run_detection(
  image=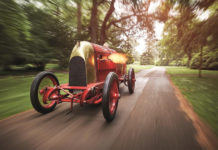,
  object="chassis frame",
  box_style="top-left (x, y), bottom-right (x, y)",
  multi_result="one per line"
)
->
top-left (42, 75), bottom-right (131, 111)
